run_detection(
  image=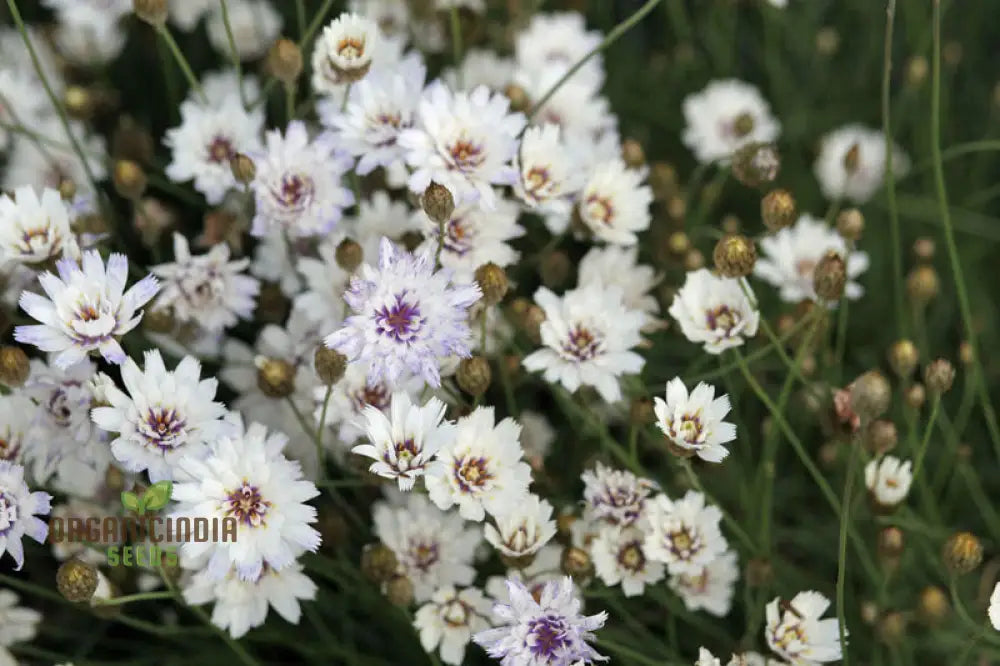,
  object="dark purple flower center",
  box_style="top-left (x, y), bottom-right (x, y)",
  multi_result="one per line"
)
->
top-left (375, 294), bottom-right (423, 342)
top-left (207, 136), bottom-right (236, 164)
top-left (273, 173), bottom-right (315, 211)
top-left (617, 539), bottom-right (646, 572)
top-left (409, 540), bottom-right (440, 571)
top-left (352, 383), bottom-right (390, 413)
top-left (527, 615), bottom-right (571, 659)
top-left (224, 481), bottom-right (270, 527)
top-left (666, 525), bottom-right (701, 559)
top-left (705, 305), bottom-right (741, 335)
top-left (562, 325), bottom-right (602, 361)
top-left (141, 406), bottom-right (188, 451)
top-left (447, 137), bottom-right (485, 172)
top-left (453, 456), bottom-right (492, 493)
top-left (0, 491), bottom-right (16, 537)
